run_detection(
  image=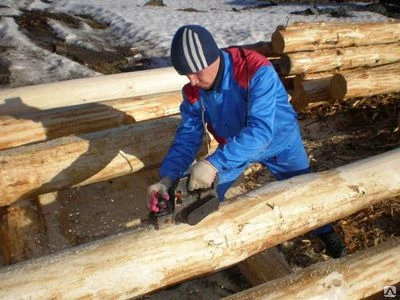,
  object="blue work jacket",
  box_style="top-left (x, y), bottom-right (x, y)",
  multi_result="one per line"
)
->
top-left (160, 48), bottom-right (299, 180)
